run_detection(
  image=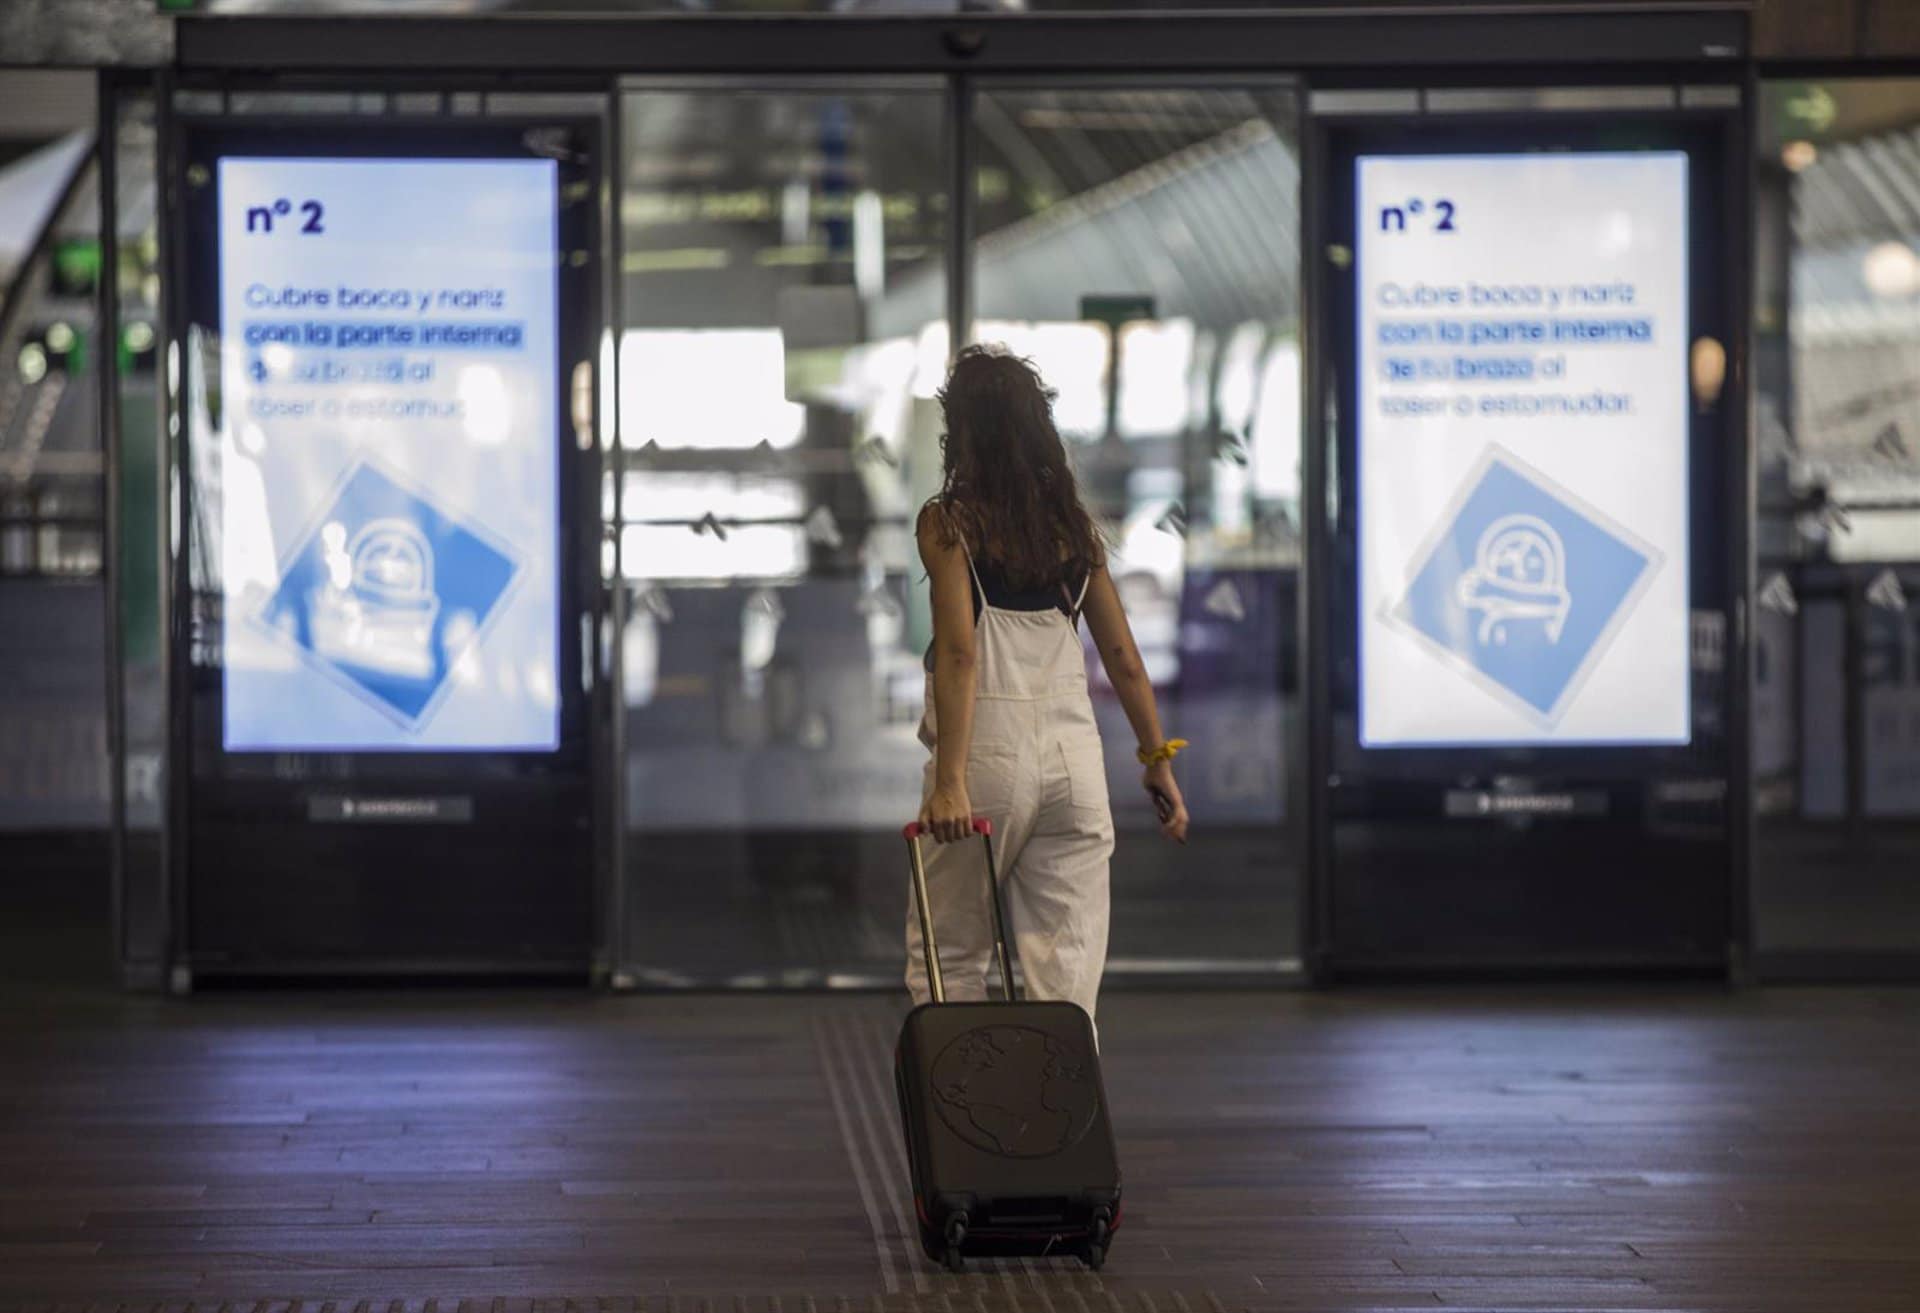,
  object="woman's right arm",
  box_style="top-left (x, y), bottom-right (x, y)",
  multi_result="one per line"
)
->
top-left (918, 504), bottom-right (981, 844)
top-left (1080, 566), bottom-right (1190, 843)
